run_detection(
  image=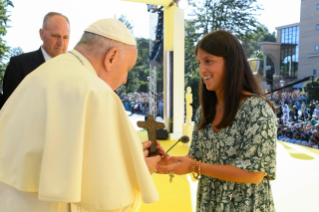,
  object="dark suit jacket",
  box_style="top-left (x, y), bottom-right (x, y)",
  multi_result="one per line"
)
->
top-left (1, 47), bottom-right (45, 109)
top-left (0, 92), bottom-right (2, 108)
